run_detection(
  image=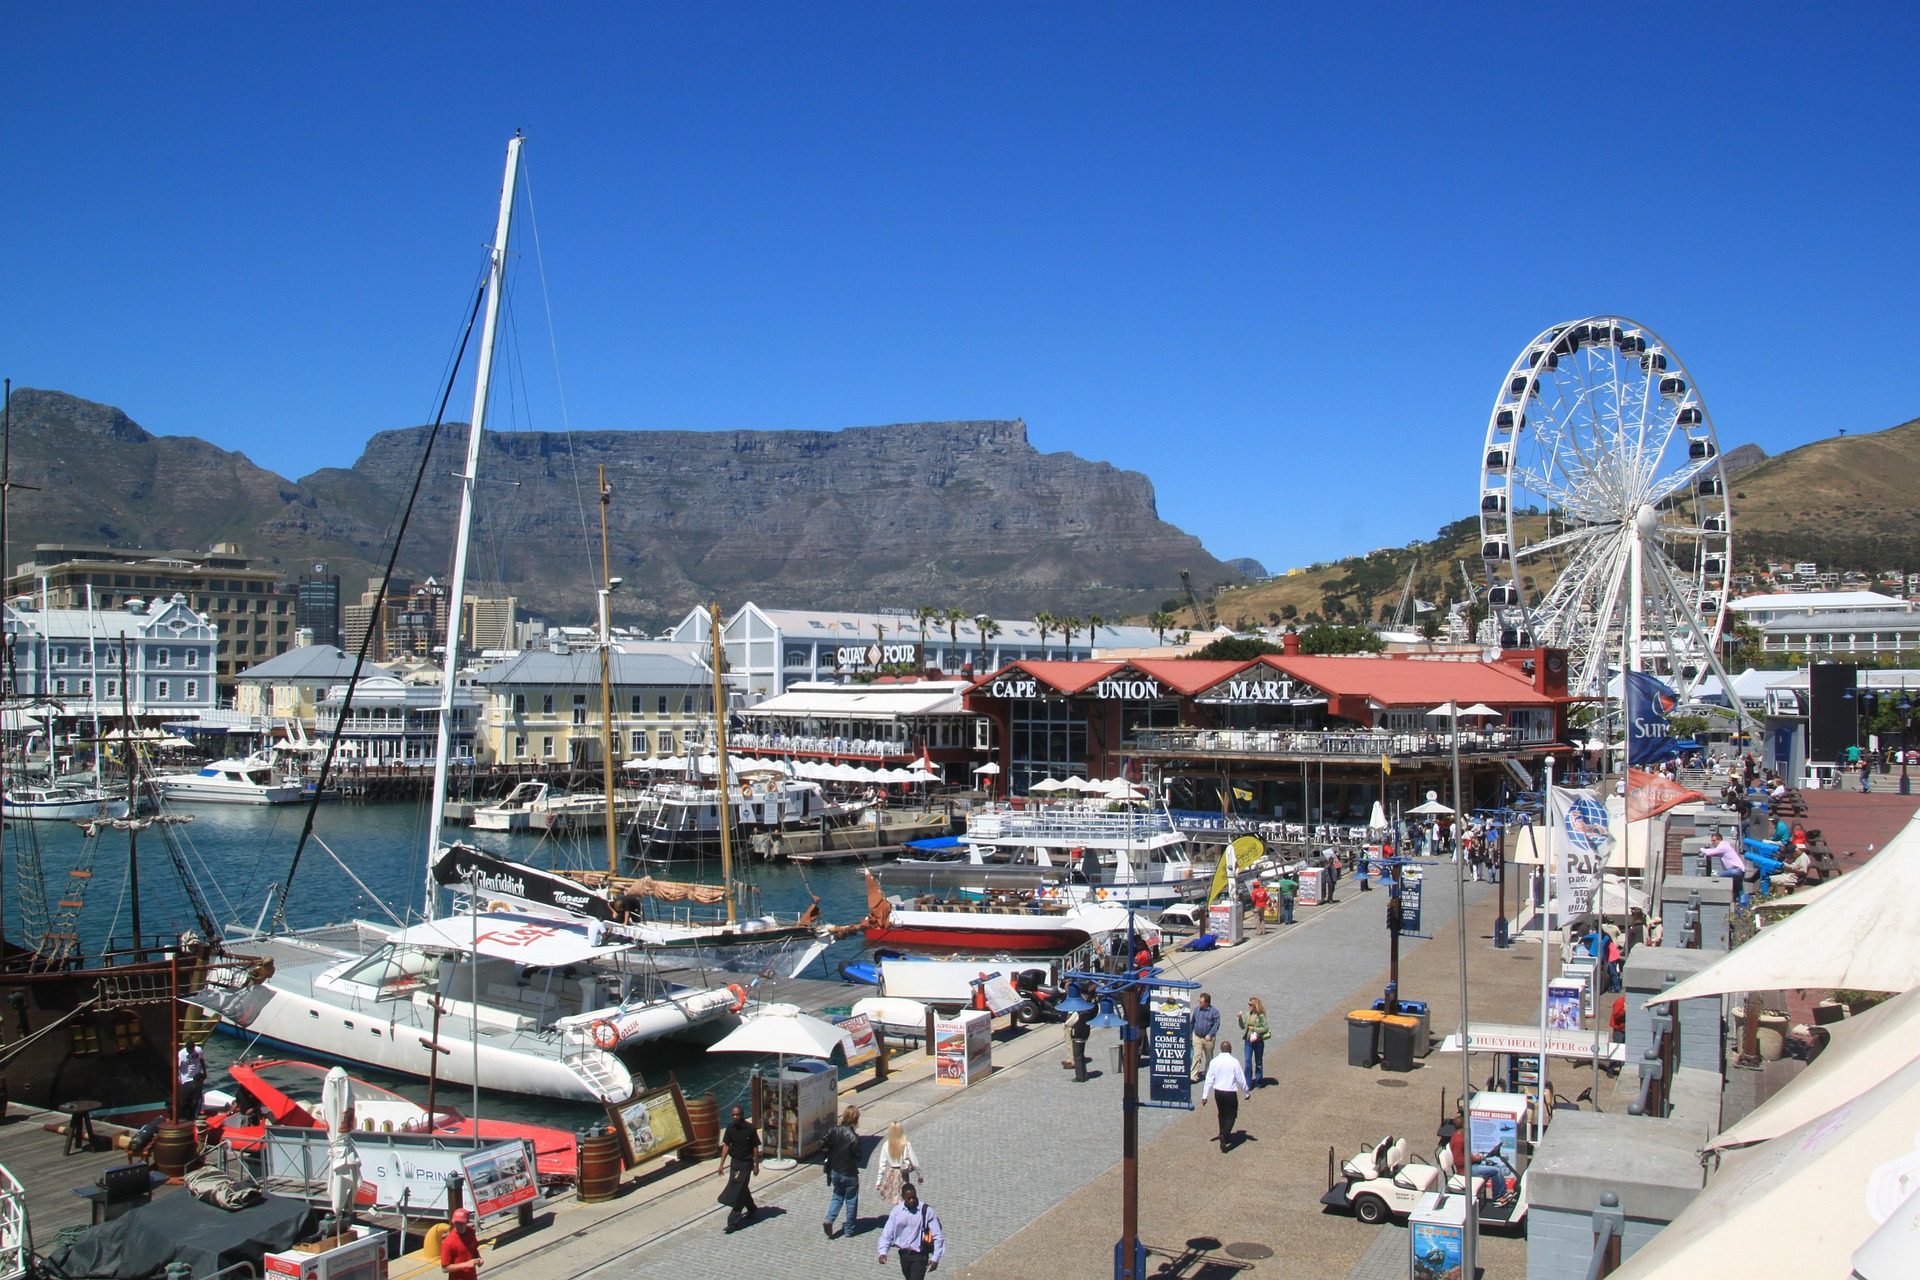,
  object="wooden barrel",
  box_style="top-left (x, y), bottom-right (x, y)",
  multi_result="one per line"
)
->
top-left (577, 1128), bottom-right (623, 1203)
top-left (152, 1119), bottom-right (198, 1177)
top-left (682, 1094), bottom-right (721, 1163)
